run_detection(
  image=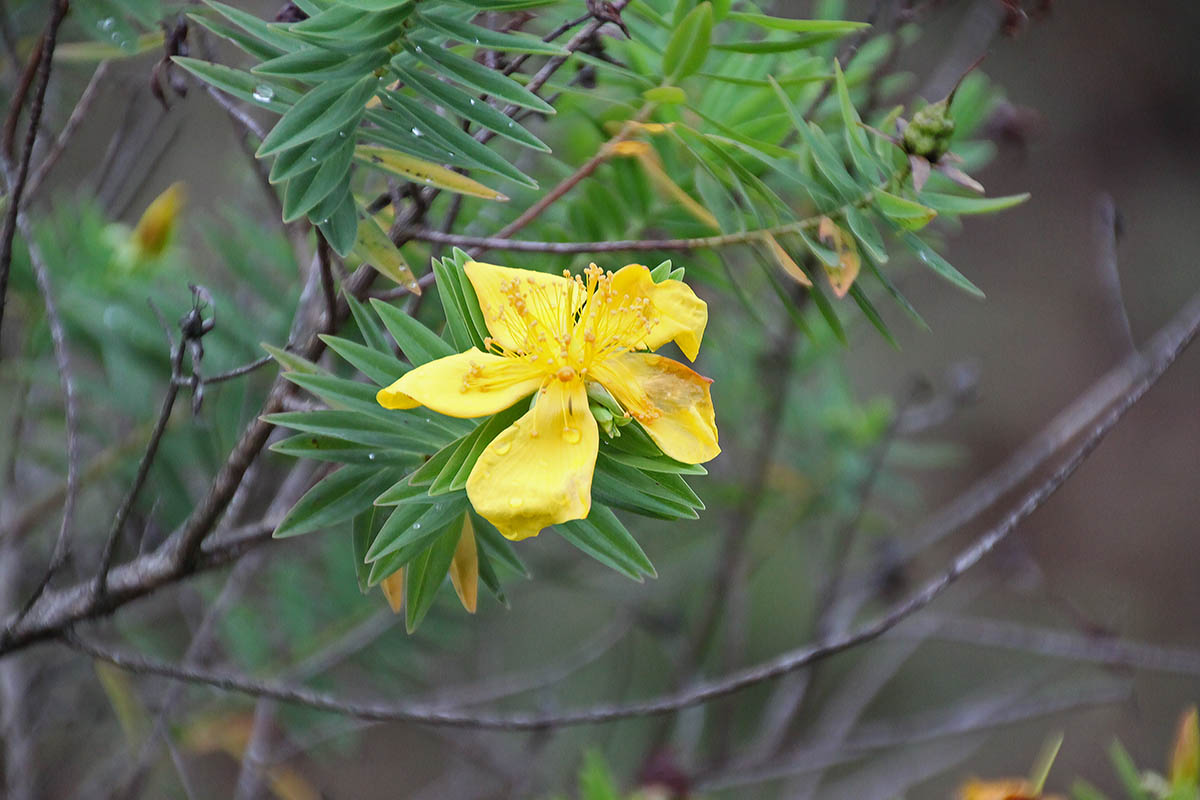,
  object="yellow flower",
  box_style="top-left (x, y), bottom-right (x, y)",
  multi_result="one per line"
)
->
top-left (377, 261), bottom-right (720, 541)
